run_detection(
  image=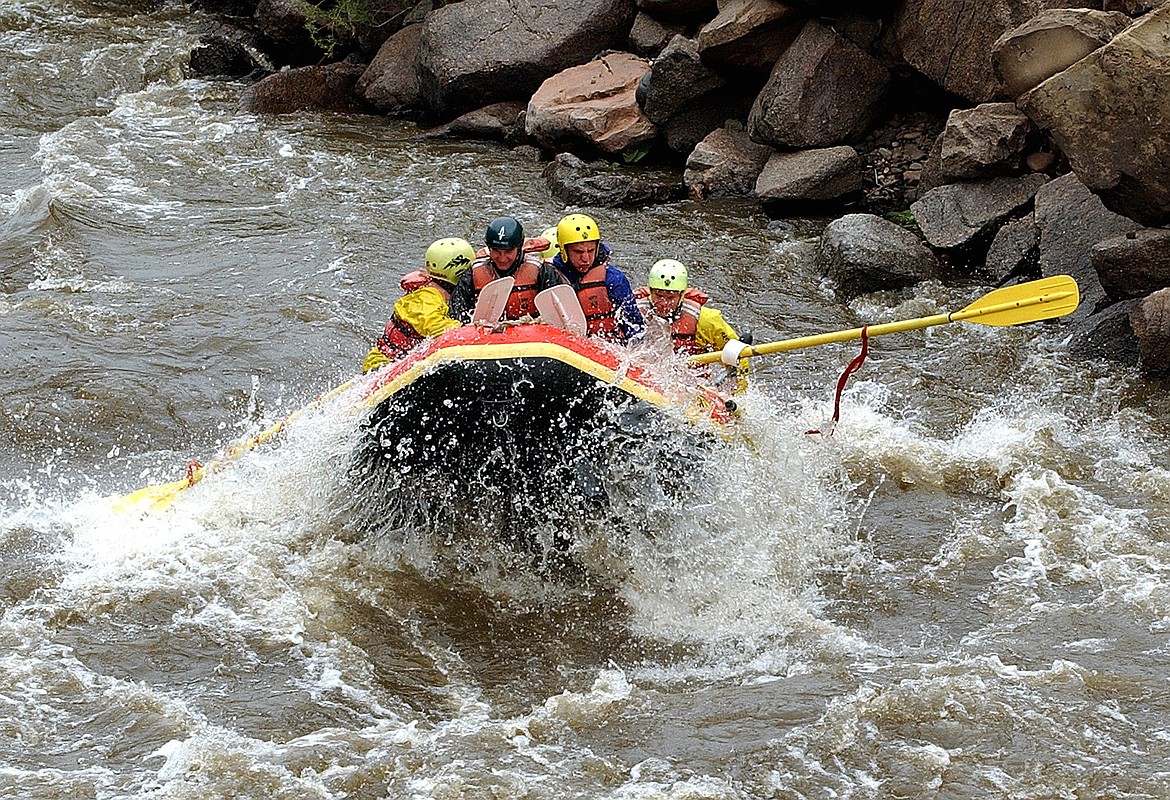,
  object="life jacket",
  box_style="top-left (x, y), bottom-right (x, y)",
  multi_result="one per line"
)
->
top-left (635, 290), bottom-right (707, 354)
top-left (399, 269), bottom-right (429, 293)
top-left (375, 277), bottom-right (452, 360)
top-left (574, 263), bottom-right (617, 338)
top-left (471, 254), bottom-right (541, 319)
